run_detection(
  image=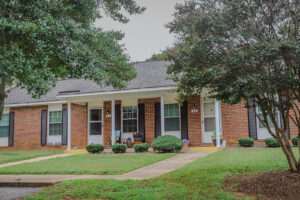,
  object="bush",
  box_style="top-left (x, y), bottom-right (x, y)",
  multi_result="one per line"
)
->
top-left (238, 138), bottom-right (254, 147)
top-left (264, 138), bottom-right (280, 148)
top-left (292, 136), bottom-right (298, 146)
top-left (133, 143), bottom-right (149, 153)
top-left (152, 135), bottom-right (183, 153)
top-left (112, 144), bottom-right (127, 153)
top-left (86, 144), bottom-right (104, 154)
